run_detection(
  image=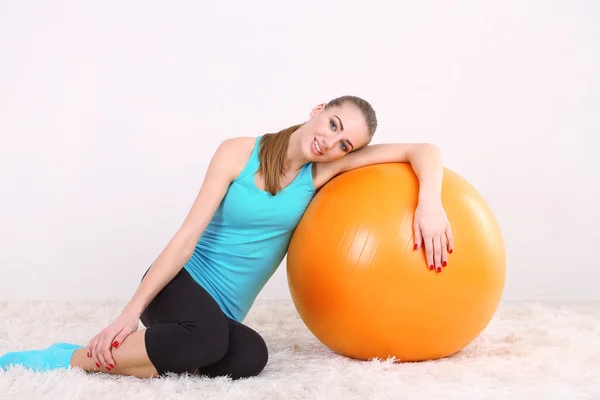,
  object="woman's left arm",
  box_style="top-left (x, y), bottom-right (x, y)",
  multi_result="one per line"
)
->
top-left (315, 143), bottom-right (454, 272)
